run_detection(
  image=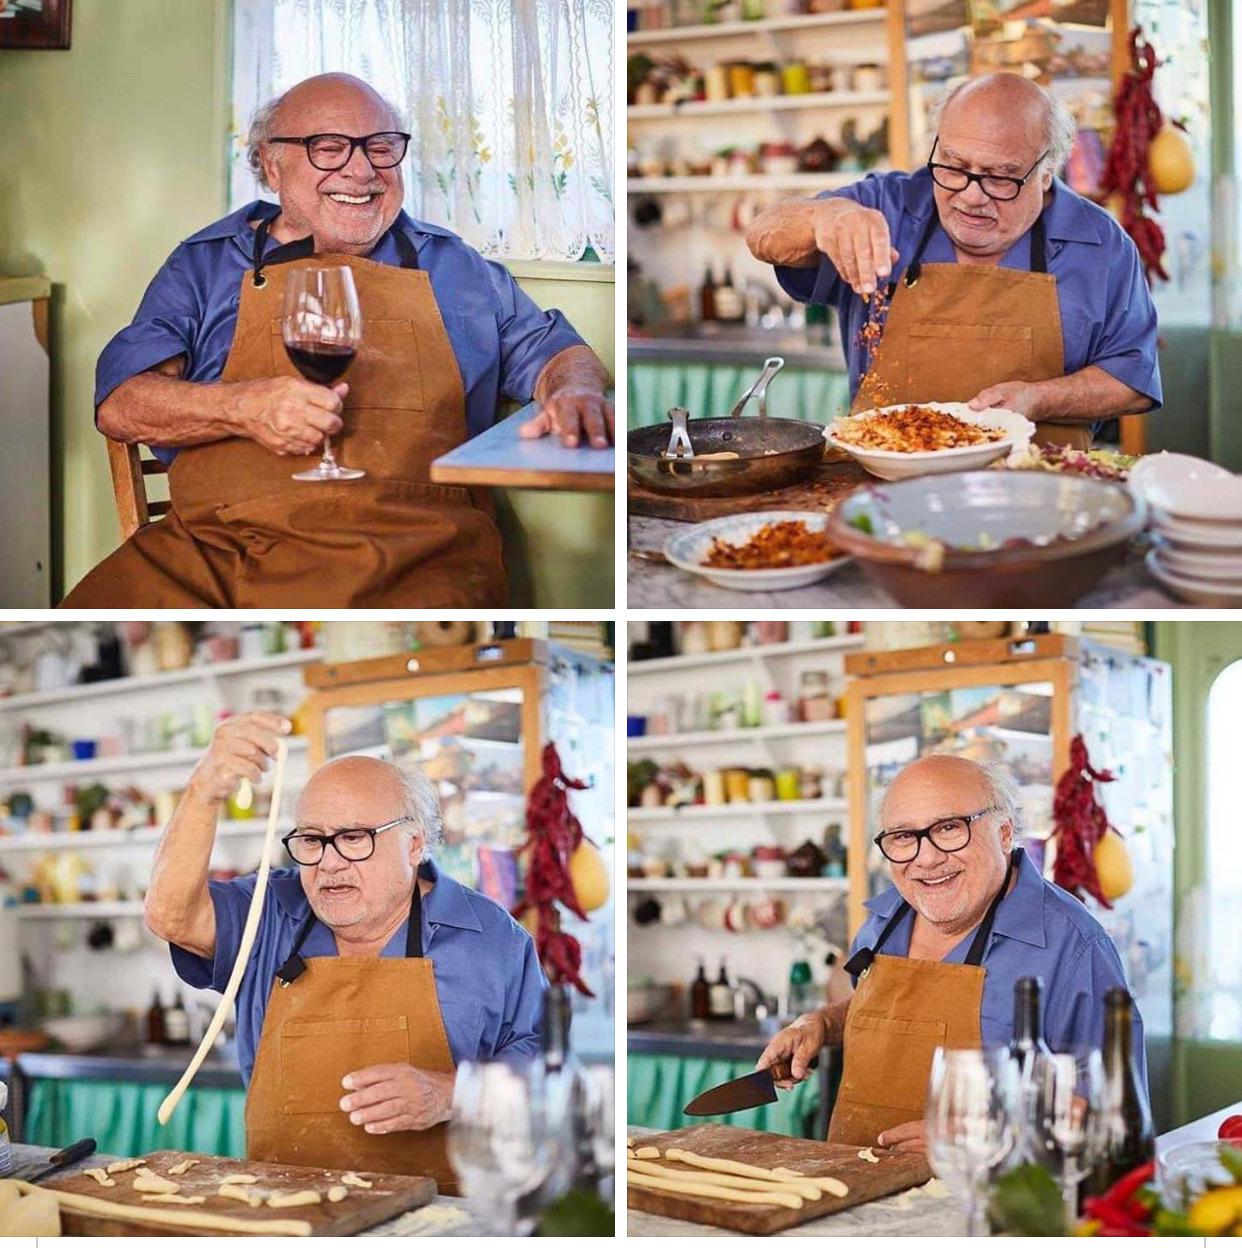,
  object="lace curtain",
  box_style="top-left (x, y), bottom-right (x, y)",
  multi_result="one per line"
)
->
top-left (230, 0), bottom-right (614, 262)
